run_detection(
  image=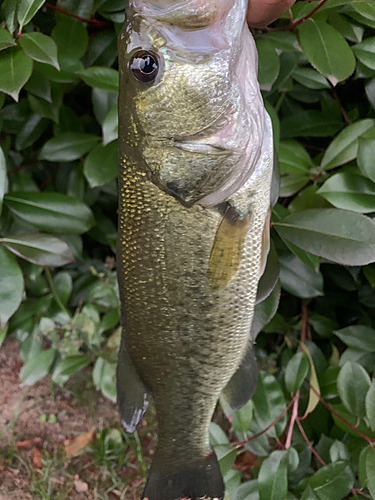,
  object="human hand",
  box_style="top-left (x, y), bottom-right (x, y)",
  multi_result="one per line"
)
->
top-left (247, 0), bottom-right (296, 28)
